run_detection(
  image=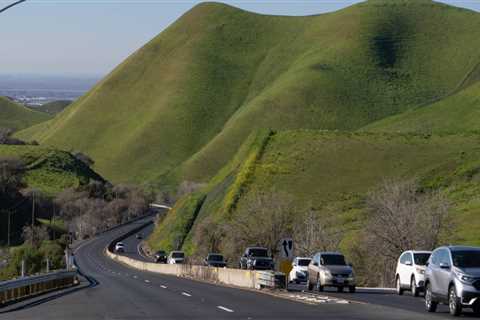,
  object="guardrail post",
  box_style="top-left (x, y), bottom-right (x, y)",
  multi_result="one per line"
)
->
top-left (21, 260), bottom-right (25, 278)
top-left (46, 258), bottom-right (50, 273)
